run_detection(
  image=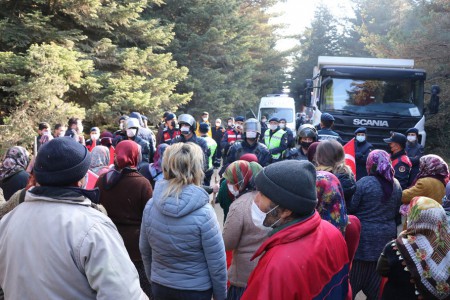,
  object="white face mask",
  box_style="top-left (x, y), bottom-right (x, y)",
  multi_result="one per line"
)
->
top-left (180, 125), bottom-right (191, 135)
top-left (251, 201), bottom-right (279, 230)
top-left (228, 122), bottom-right (233, 127)
top-left (235, 124), bottom-right (243, 131)
top-left (126, 128), bottom-right (137, 138)
top-left (91, 133), bottom-right (100, 140)
top-left (269, 124), bottom-right (278, 131)
top-left (227, 184), bottom-right (240, 197)
top-left (246, 131), bottom-right (257, 139)
top-left (279, 123), bottom-right (286, 129)
top-left (119, 123), bottom-right (124, 130)
top-left (216, 122), bottom-right (221, 127)
top-left (356, 135), bottom-right (365, 143)
top-left (261, 119), bottom-right (267, 123)
top-left (407, 135), bottom-right (417, 142)
top-left (202, 117), bottom-right (208, 122)
top-left (59, 131), bottom-right (65, 137)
